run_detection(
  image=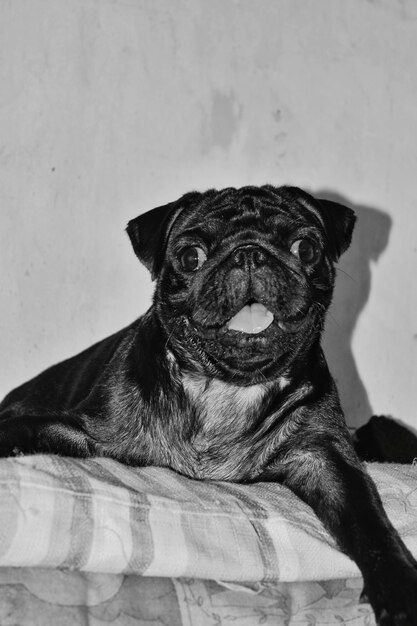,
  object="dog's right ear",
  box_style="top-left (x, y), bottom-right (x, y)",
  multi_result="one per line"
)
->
top-left (126, 192), bottom-right (200, 280)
